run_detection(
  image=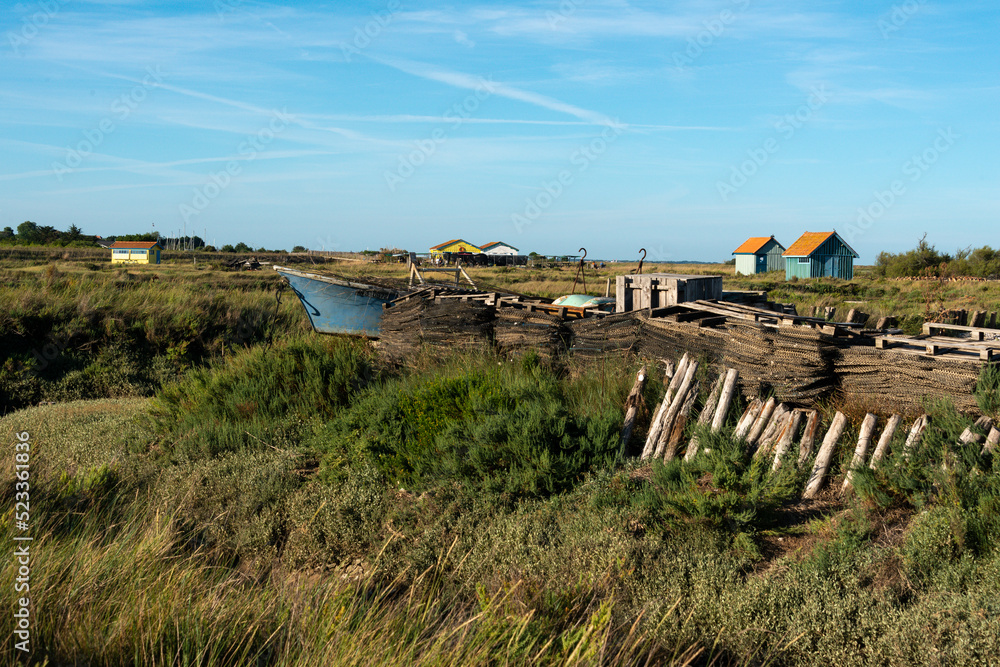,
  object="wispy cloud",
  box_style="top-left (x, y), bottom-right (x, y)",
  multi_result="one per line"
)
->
top-left (369, 55), bottom-right (620, 126)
